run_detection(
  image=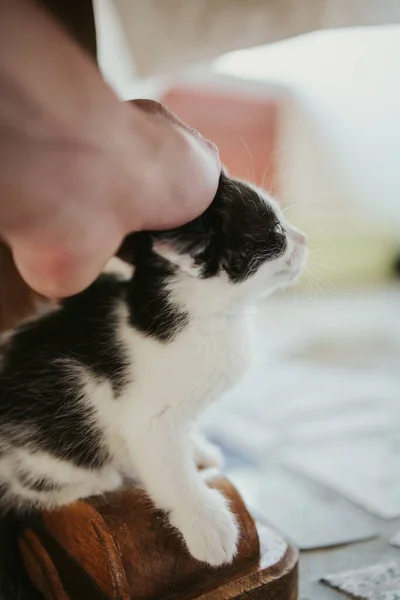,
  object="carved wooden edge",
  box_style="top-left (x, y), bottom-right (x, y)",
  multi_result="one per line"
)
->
top-left (20, 503), bottom-right (128, 600)
top-left (42, 500), bottom-right (128, 597)
top-left (19, 529), bottom-right (69, 600)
